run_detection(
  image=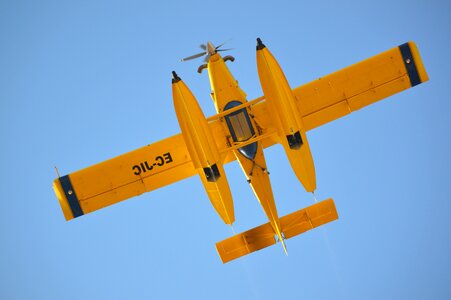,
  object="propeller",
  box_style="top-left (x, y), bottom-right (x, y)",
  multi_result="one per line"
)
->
top-left (181, 41), bottom-right (233, 62)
